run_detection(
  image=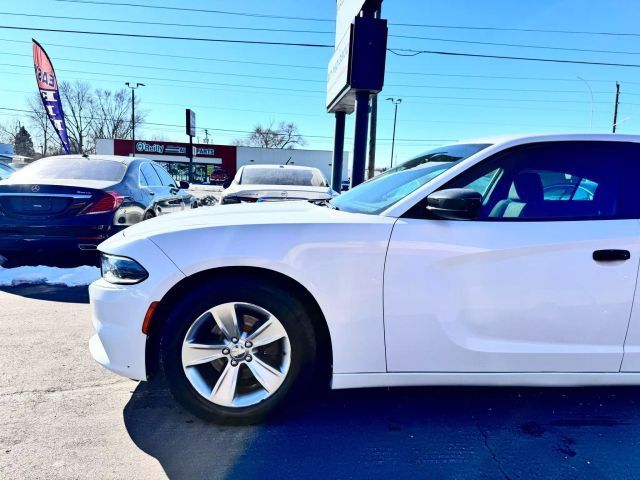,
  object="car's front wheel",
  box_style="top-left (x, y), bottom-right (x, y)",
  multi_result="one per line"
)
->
top-left (160, 277), bottom-right (318, 424)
